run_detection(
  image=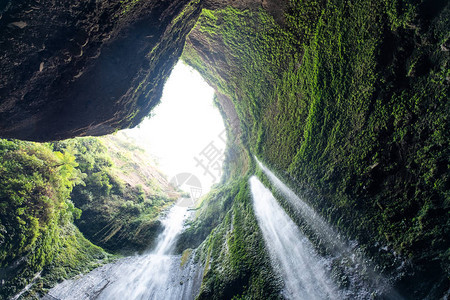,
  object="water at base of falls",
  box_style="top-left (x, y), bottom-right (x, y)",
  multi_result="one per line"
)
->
top-left (47, 205), bottom-right (202, 300)
top-left (250, 176), bottom-right (340, 300)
